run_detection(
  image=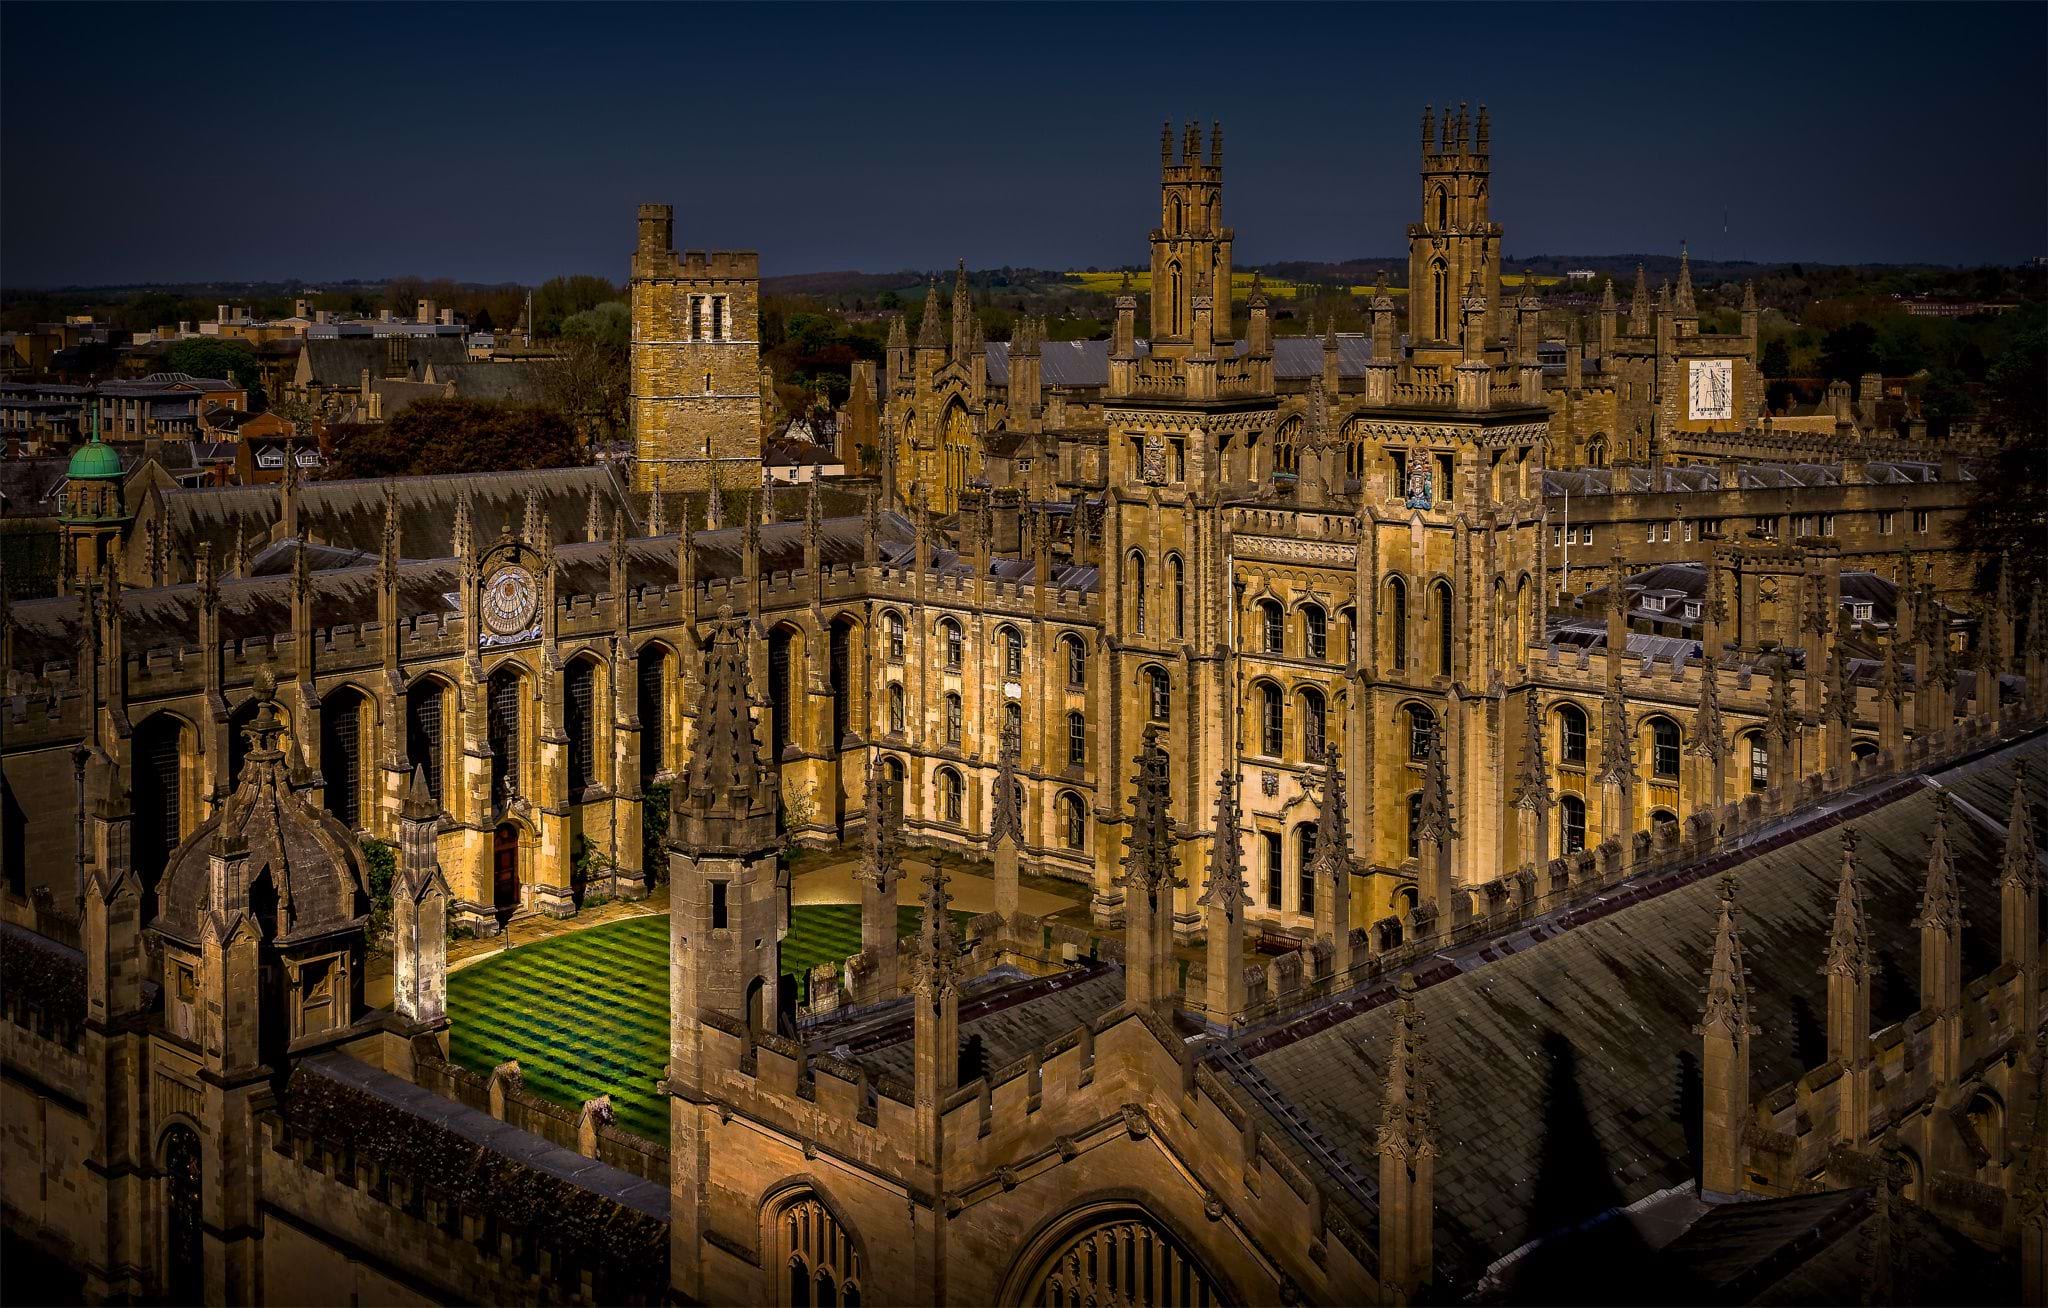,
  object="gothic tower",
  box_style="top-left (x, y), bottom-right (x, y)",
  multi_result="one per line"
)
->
top-left (630, 203), bottom-right (763, 493)
top-left (1406, 103), bottom-right (1502, 363)
top-left (1149, 120), bottom-right (1233, 349)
